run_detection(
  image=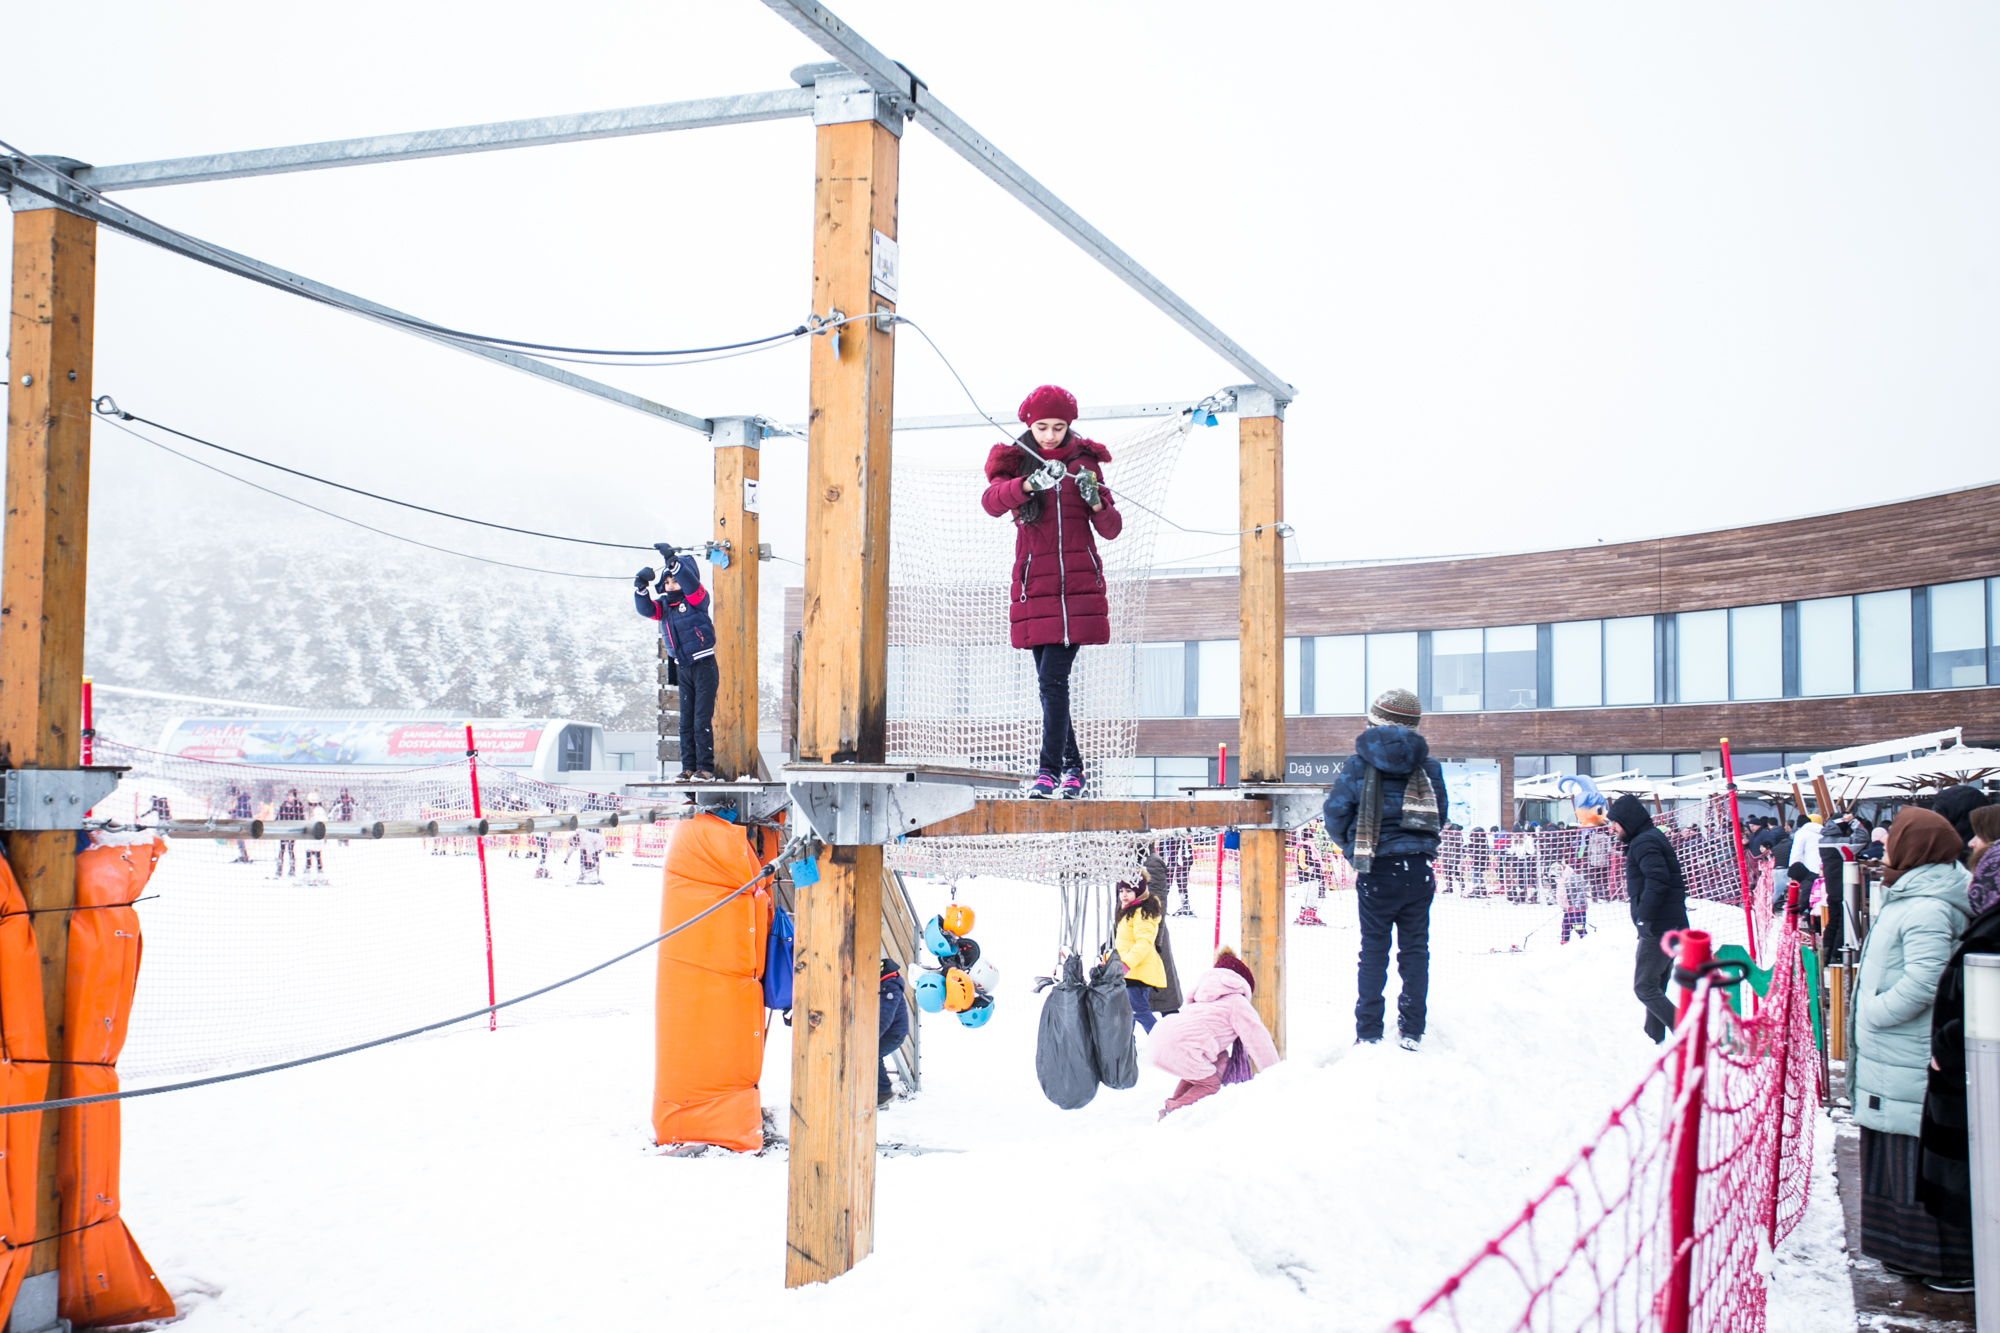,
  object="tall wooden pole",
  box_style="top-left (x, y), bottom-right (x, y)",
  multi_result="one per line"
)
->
top-left (710, 417), bottom-right (763, 781)
top-left (3, 192), bottom-right (97, 1284)
top-left (787, 79), bottom-right (899, 1288)
top-left (1236, 392), bottom-right (1286, 1054)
